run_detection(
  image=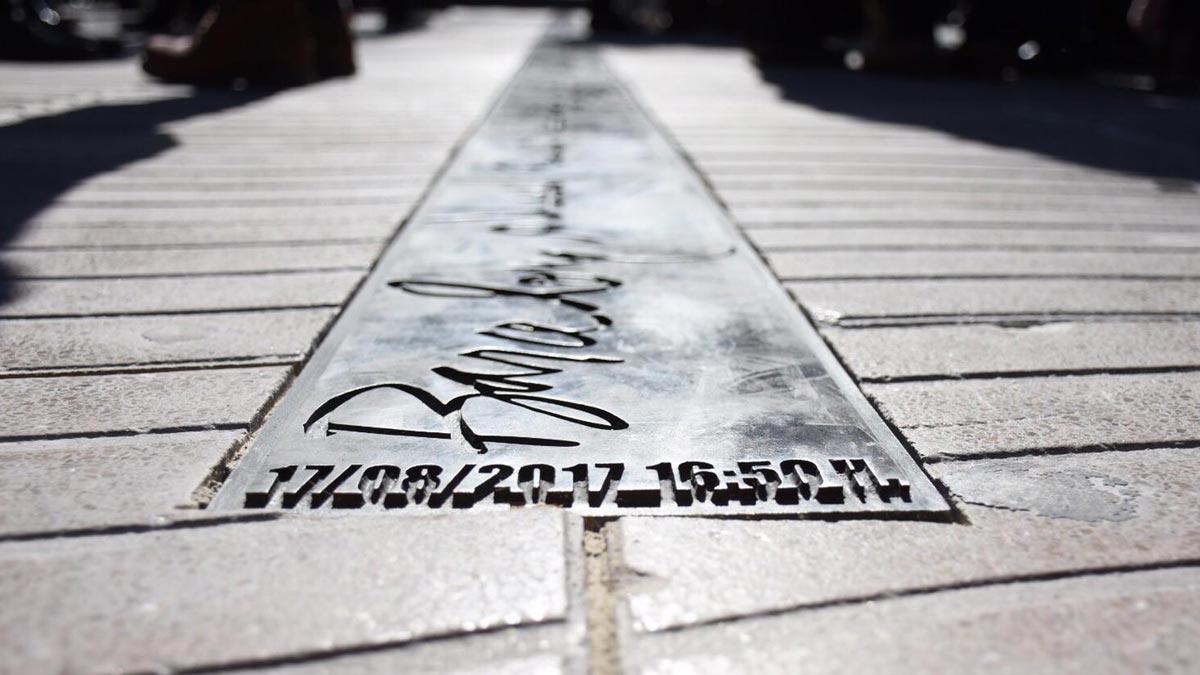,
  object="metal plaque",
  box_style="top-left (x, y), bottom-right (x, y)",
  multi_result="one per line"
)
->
top-left (212, 22), bottom-right (949, 516)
